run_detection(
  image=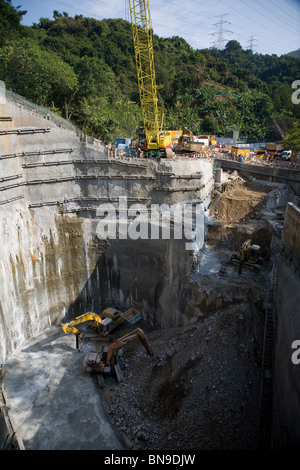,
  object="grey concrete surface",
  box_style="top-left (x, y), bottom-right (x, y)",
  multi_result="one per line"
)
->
top-left (2, 325), bottom-right (126, 450)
